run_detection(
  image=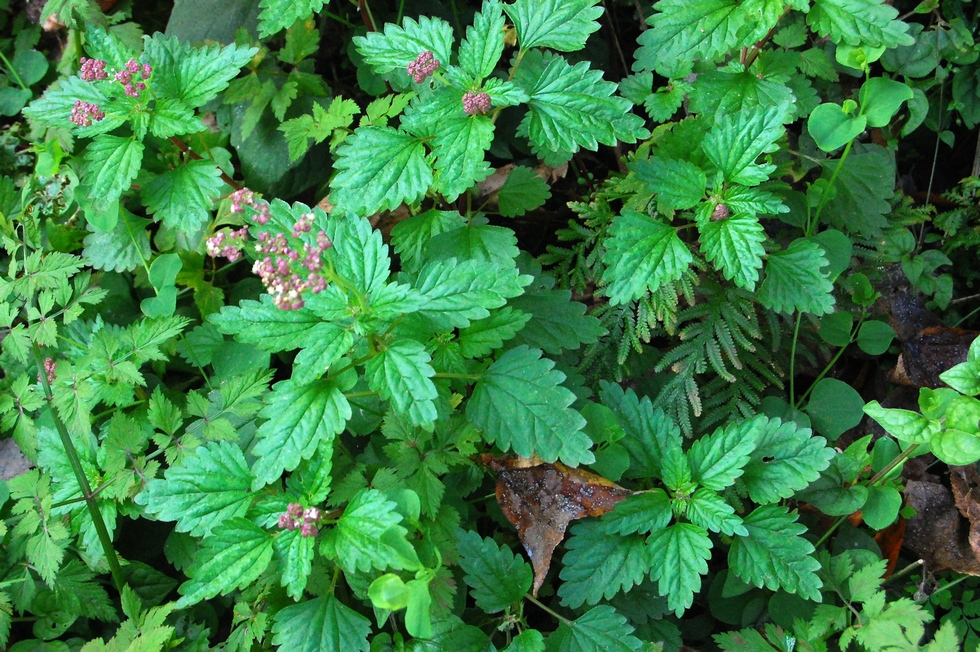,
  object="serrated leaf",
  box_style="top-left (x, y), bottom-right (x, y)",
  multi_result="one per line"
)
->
top-left (741, 417), bottom-right (834, 504)
top-left (686, 488), bottom-right (746, 536)
top-left (142, 160), bottom-right (224, 235)
top-left (633, 157), bottom-right (706, 212)
top-left (818, 144), bottom-right (895, 238)
top-left (467, 345), bottom-right (593, 465)
top-left (558, 520), bottom-right (651, 608)
top-left (598, 489), bottom-right (672, 535)
top-left (366, 339), bottom-right (438, 428)
top-left (504, 630), bottom-right (545, 652)
top-left (425, 221), bottom-right (520, 269)
top-left (271, 595), bottom-right (370, 652)
top-left (327, 209), bottom-right (391, 296)
top-left (281, 97), bottom-right (360, 162)
top-left (601, 209), bottom-right (693, 305)
top-left (689, 69), bottom-right (796, 118)
top-left (144, 34), bottom-right (258, 108)
top-left (23, 75), bottom-right (111, 129)
top-left (729, 505), bottom-right (822, 601)
top-left (599, 381), bottom-right (683, 480)
top-left (414, 258), bottom-right (529, 330)
top-left (82, 209), bottom-right (150, 272)
top-left (550, 605), bottom-right (644, 652)
top-left (514, 51), bottom-right (646, 156)
top-left (503, 0), bottom-right (603, 52)
top-left (456, 530), bottom-right (532, 613)
top-left (140, 441), bottom-right (253, 537)
top-left (390, 209), bottom-right (468, 274)
top-left (459, 0), bottom-right (506, 79)
top-left (258, 0), bottom-right (327, 38)
top-left (807, 0), bottom-right (914, 48)
top-left (431, 115), bottom-right (494, 201)
top-left (458, 307), bottom-right (531, 358)
top-left (647, 523), bottom-right (712, 616)
top-left (698, 213), bottom-right (766, 290)
top-left (274, 529), bottom-right (316, 600)
top-left (319, 488), bottom-right (413, 573)
top-left (83, 135), bottom-right (144, 212)
top-left (509, 273), bottom-right (604, 355)
top-left (687, 418), bottom-right (760, 491)
top-left (354, 15), bottom-right (454, 75)
top-left (498, 166), bottom-right (551, 218)
top-left (176, 518), bottom-right (274, 607)
top-left (211, 296), bottom-right (346, 355)
top-left (329, 126), bottom-right (432, 216)
top-left (250, 378), bottom-right (350, 489)
top-left (702, 102), bottom-right (789, 186)
top-left (148, 98), bottom-right (204, 138)
top-left (758, 239), bottom-right (835, 315)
